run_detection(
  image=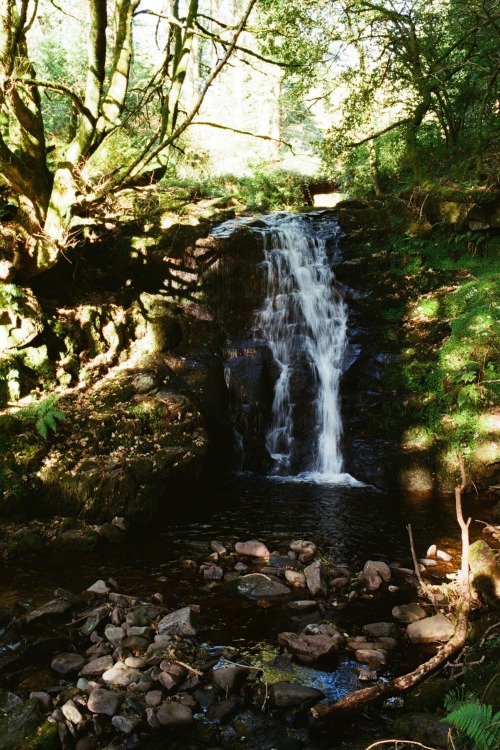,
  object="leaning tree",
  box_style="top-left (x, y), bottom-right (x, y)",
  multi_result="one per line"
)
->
top-left (0, 0), bottom-right (256, 280)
